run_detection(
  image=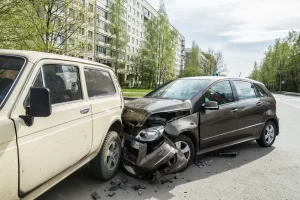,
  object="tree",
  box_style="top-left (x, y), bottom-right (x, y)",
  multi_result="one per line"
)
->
top-left (108, 0), bottom-right (128, 79)
top-left (206, 48), bottom-right (227, 75)
top-left (0, 0), bottom-right (93, 56)
top-left (249, 30), bottom-right (300, 92)
top-left (132, 4), bottom-right (178, 88)
top-left (181, 40), bottom-right (202, 77)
